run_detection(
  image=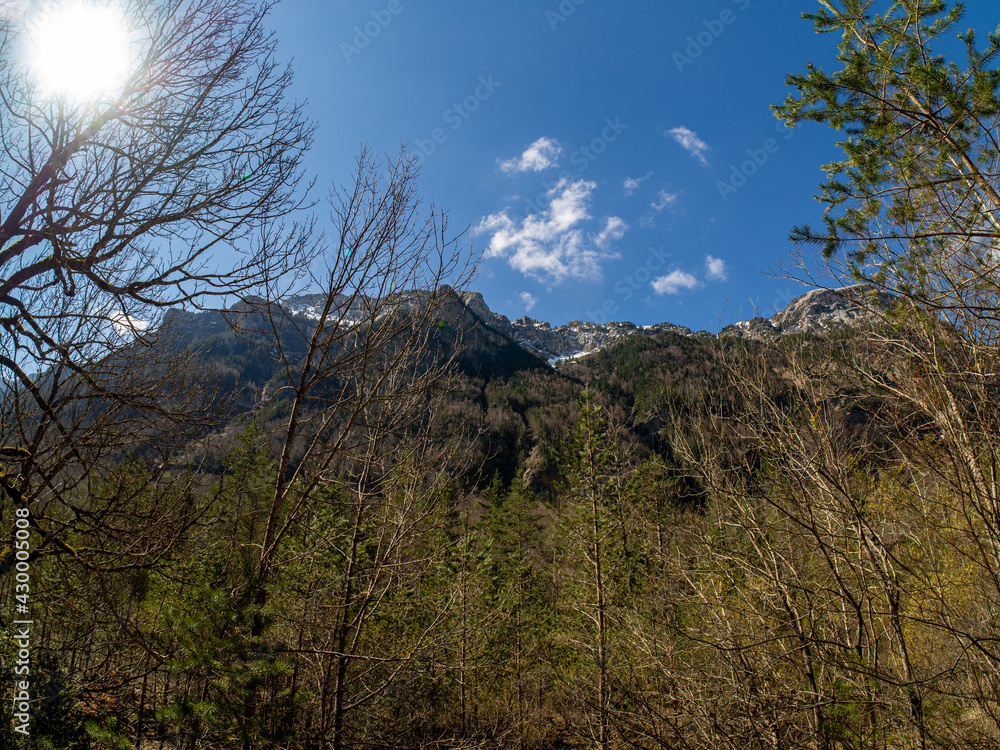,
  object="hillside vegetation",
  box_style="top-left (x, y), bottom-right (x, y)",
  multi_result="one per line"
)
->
top-left (5, 1), bottom-right (1000, 748)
